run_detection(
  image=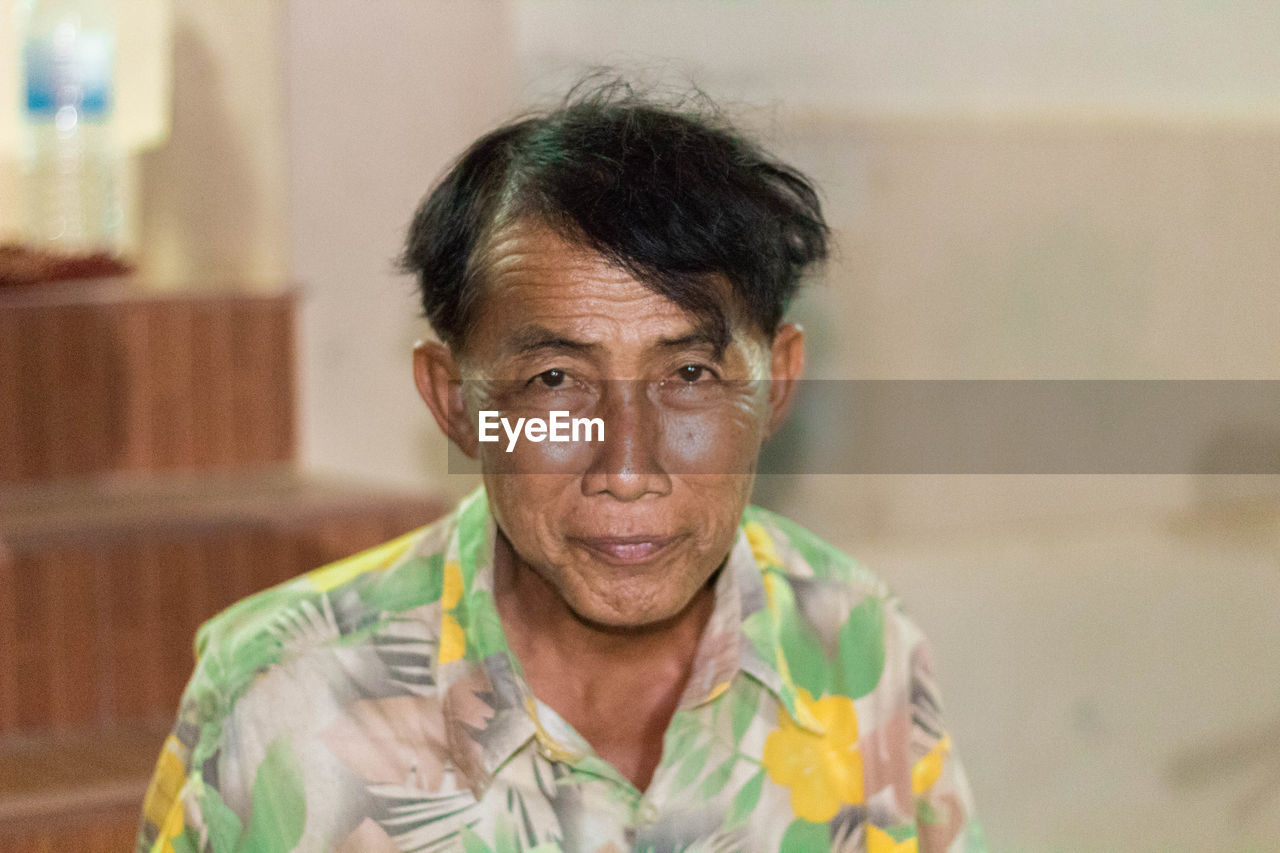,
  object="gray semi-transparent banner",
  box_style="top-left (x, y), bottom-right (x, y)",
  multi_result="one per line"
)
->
top-left (445, 380), bottom-right (1280, 475)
